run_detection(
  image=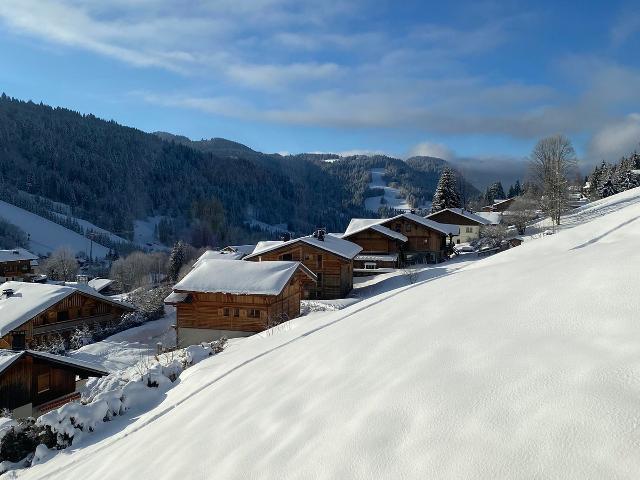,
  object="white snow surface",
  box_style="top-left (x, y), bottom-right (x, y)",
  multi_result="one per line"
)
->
top-left (342, 220), bottom-right (408, 242)
top-left (364, 168), bottom-right (413, 212)
top-left (0, 247), bottom-right (38, 263)
top-left (87, 278), bottom-right (114, 293)
top-left (0, 200), bottom-right (110, 258)
top-left (247, 234), bottom-right (362, 260)
top-left (427, 207), bottom-right (493, 225)
top-left (173, 259), bottom-right (312, 295)
top-left (18, 187), bottom-right (640, 480)
top-left (344, 213), bottom-right (459, 237)
top-left (192, 249), bottom-right (244, 268)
